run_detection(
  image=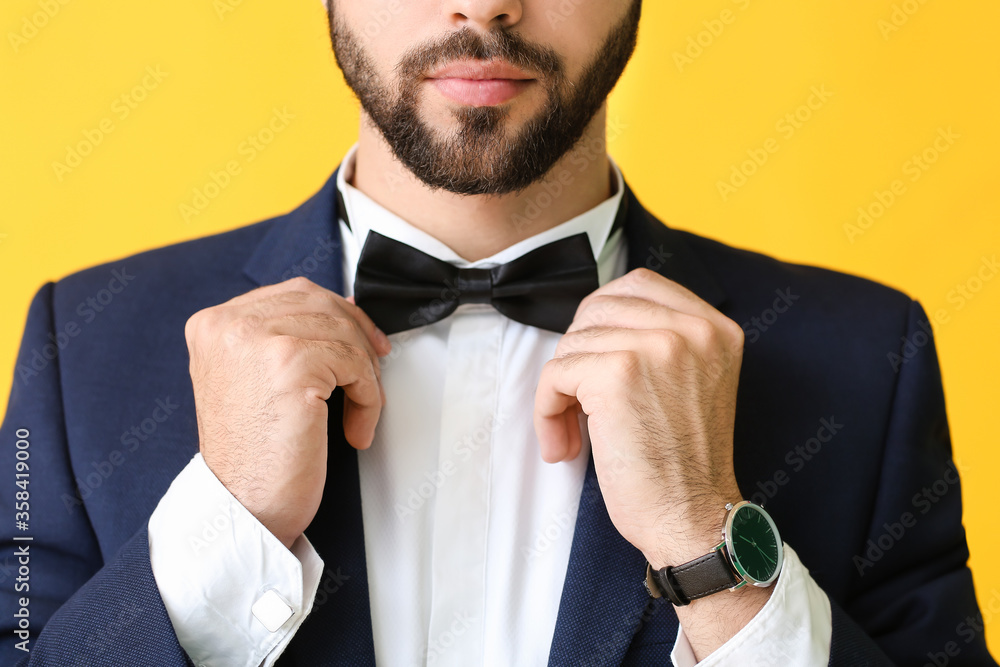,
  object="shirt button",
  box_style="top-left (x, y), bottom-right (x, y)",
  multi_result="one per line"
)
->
top-left (251, 589), bottom-right (294, 632)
